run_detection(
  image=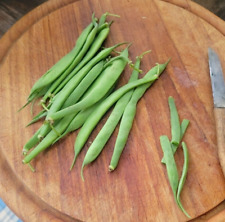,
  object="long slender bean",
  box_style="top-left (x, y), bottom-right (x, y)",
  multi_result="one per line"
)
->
top-left (26, 110), bottom-right (47, 126)
top-left (79, 54), bottom-right (142, 176)
top-left (177, 142), bottom-right (191, 218)
top-left (22, 125), bottom-right (45, 154)
top-left (72, 64), bottom-right (166, 167)
top-left (161, 119), bottom-right (189, 164)
top-left (169, 96), bottom-right (181, 146)
top-left (47, 47), bottom-right (130, 122)
top-left (160, 135), bottom-right (179, 200)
